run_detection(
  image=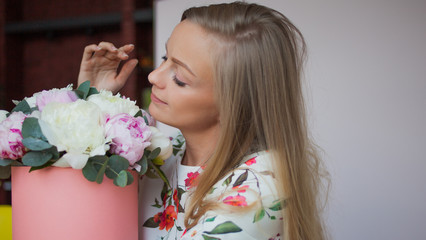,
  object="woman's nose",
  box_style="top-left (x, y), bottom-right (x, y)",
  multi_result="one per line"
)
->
top-left (148, 64), bottom-right (167, 89)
